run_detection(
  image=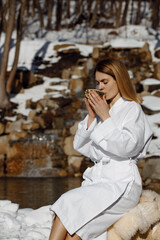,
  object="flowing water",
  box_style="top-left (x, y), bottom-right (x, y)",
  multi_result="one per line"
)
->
top-left (0, 177), bottom-right (82, 209)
